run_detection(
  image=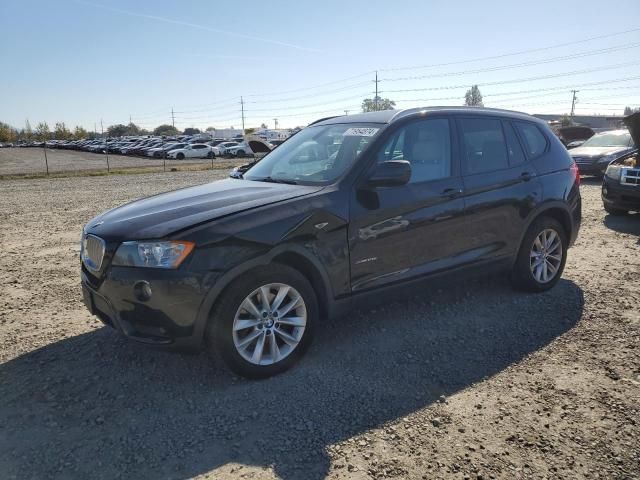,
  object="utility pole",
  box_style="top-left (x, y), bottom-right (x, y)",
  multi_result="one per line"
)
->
top-left (171, 107), bottom-right (175, 128)
top-left (273, 118), bottom-right (278, 129)
top-left (240, 96), bottom-right (245, 133)
top-left (344, 110), bottom-right (350, 116)
top-left (129, 114), bottom-right (132, 125)
top-left (101, 119), bottom-right (110, 173)
top-left (570, 90), bottom-right (579, 118)
top-left (374, 71), bottom-right (379, 111)
top-left (94, 122), bottom-right (97, 139)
